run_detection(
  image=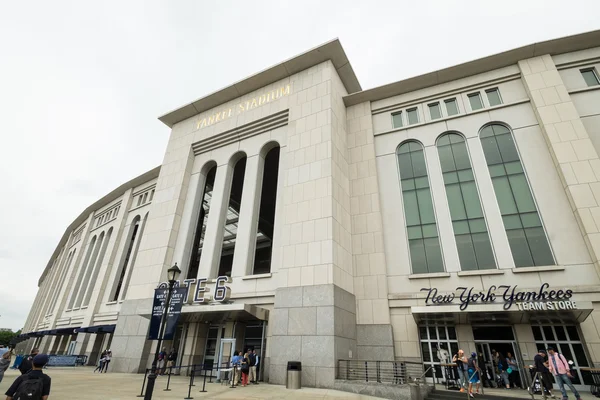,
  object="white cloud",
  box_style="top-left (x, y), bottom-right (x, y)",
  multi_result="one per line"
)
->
top-left (0, 0), bottom-right (598, 330)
